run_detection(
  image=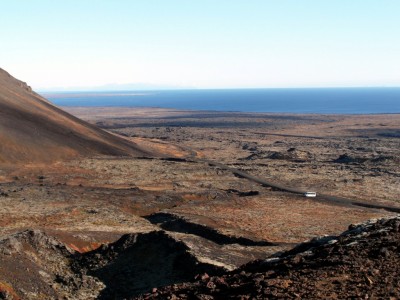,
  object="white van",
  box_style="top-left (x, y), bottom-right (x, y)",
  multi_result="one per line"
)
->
top-left (304, 192), bottom-right (317, 197)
